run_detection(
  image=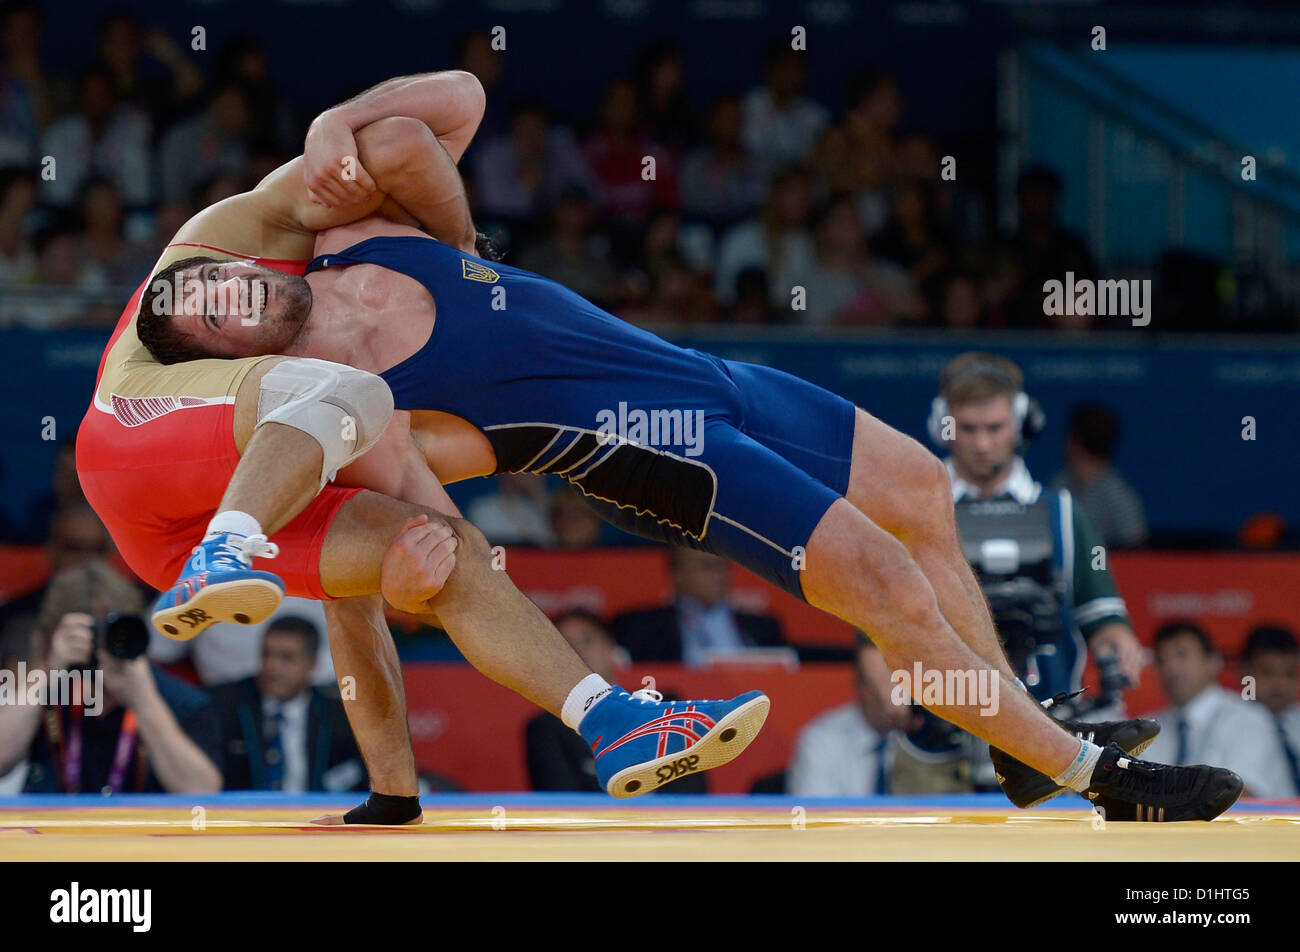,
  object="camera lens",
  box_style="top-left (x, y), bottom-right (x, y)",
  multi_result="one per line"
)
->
top-left (103, 613), bottom-right (151, 660)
